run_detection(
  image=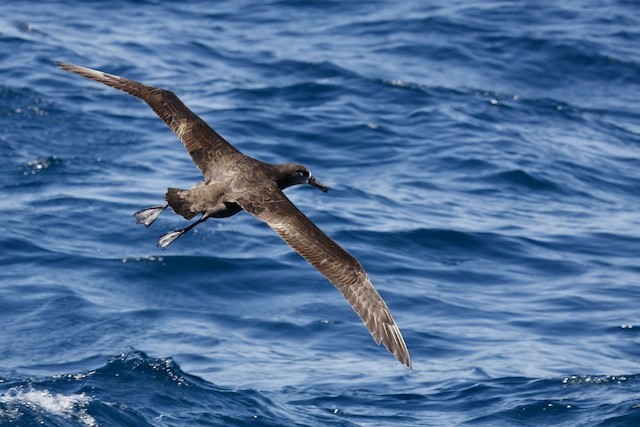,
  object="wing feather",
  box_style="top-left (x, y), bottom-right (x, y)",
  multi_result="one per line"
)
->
top-left (237, 189), bottom-right (411, 368)
top-left (56, 61), bottom-right (242, 176)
